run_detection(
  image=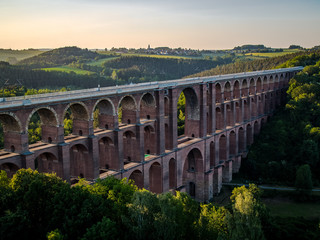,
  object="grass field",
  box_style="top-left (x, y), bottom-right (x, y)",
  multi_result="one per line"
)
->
top-left (87, 57), bottom-right (120, 66)
top-left (245, 49), bottom-right (301, 58)
top-left (0, 49), bottom-right (44, 63)
top-left (263, 198), bottom-right (320, 219)
top-left (40, 66), bottom-right (95, 75)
